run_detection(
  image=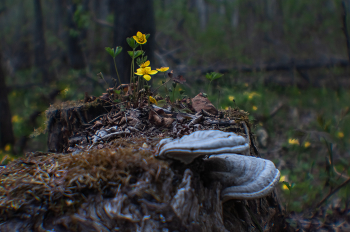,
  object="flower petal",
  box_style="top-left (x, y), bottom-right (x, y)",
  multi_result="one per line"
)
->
top-left (143, 75), bottom-right (151, 81)
top-left (137, 31), bottom-right (142, 37)
top-left (148, 70), bottom-right (158, 75)
top-left (144, 60), bottom-right (150, 66)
